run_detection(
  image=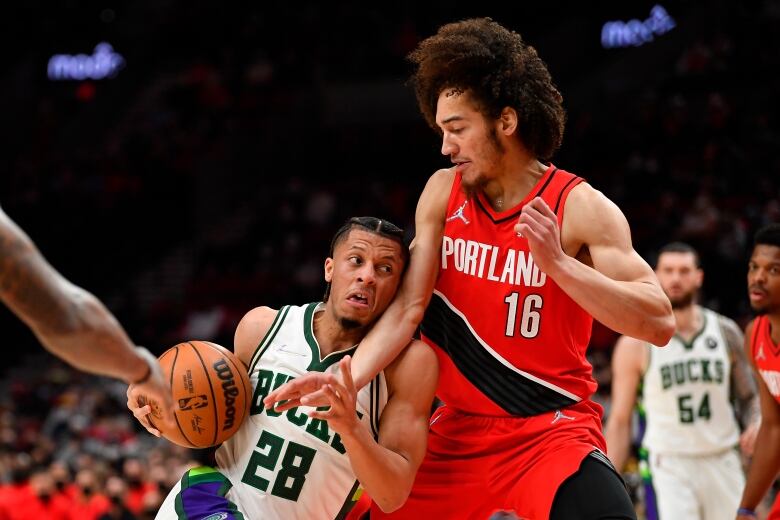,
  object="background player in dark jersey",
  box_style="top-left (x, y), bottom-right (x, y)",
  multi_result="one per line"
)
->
top-left (267, 18), bottom-right (674, 519)
top-left (0, 205), bottom-right (174, 426)
top-left (738, 224), bottom-right (780, 520)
